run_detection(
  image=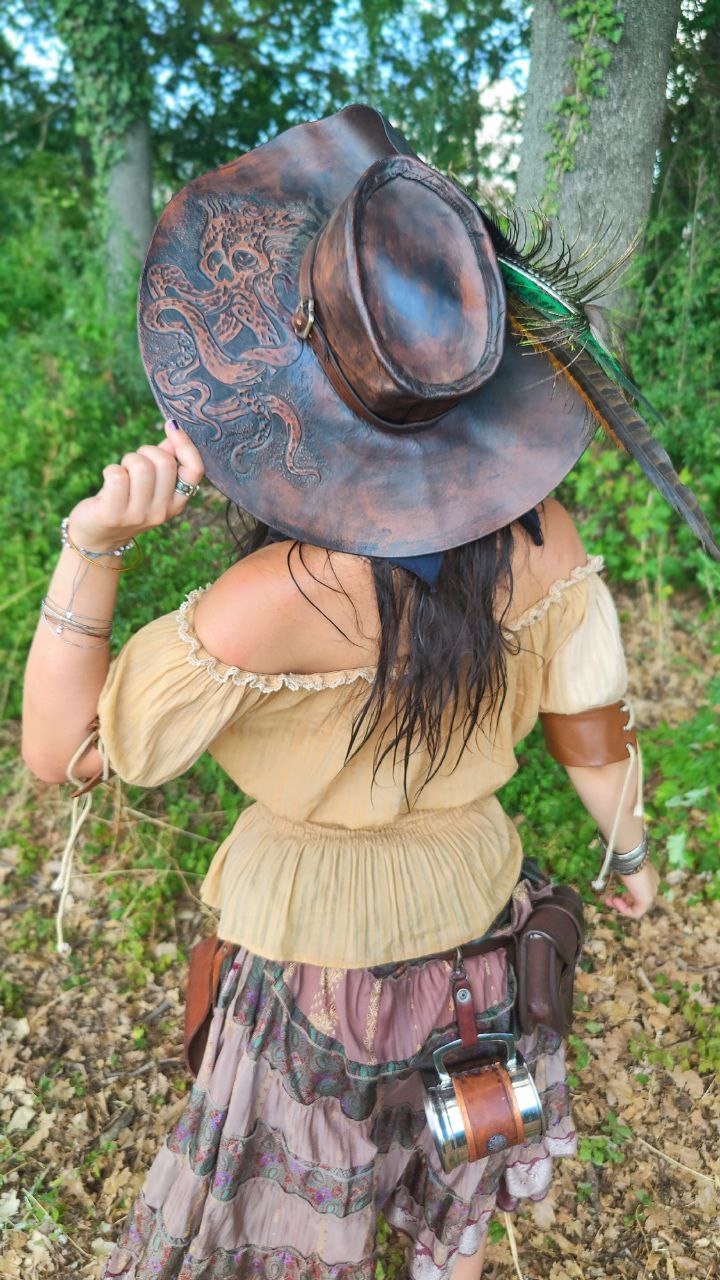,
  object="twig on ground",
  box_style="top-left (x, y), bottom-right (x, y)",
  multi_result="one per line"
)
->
top-left (636, 1136), bottom-right (720, 1188)
top-left (122, 806), bottom-right (215, 843)
top-left (636, 966), bottom-right (655, 994)
top-left (142, 997), bottom-right (174, 1024)
top-left (100, 1056), bottom-right (183, 1086)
